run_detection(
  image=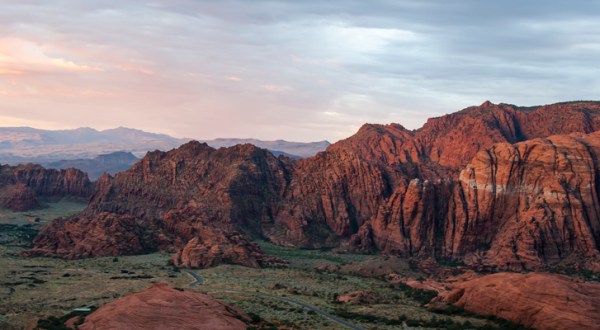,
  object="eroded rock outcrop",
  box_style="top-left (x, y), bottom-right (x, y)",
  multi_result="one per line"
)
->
top-left (24, 142), bottom-right (290, 267)
top-left (449, 133), bottom-right (600, 270)
top-left (266, 101), bottom-right (600, 270)
top-left (0, 164), bottom-right (91, 211)
top-left (25, 101), bottom-right (600, 271)
top-left (0, 183), bottom-right (39, 211)
top-left (23, 212), bottom-right (153, 258)
top-left (172, 228), bottom-right (285, 268)
top-left (78, 283), bottom-right (249, 330)
top-left (9, 164), bottom-right (92, 197)
top-left (440, 272), bottom-right (600, 330)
